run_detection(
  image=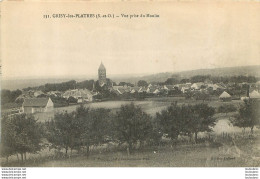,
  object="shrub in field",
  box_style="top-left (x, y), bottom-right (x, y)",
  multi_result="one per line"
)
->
top-left (194, 92), bottom-right (210, 102)
top-left (184, 90), bottom-right (193, 99)
top-left (218, 104), bottom-right (237, 115)
top-left (1, 114), bottom-right (43, 162)
top-left (113, 103), bottom-right (153, 154)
